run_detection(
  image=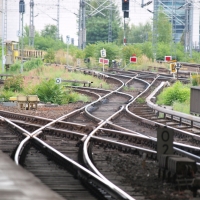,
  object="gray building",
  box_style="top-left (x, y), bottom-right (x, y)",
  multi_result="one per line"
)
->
top-left (155, 0), bottom-right (186, 43)
top-left (153, 0), bottom-right (199, 51)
